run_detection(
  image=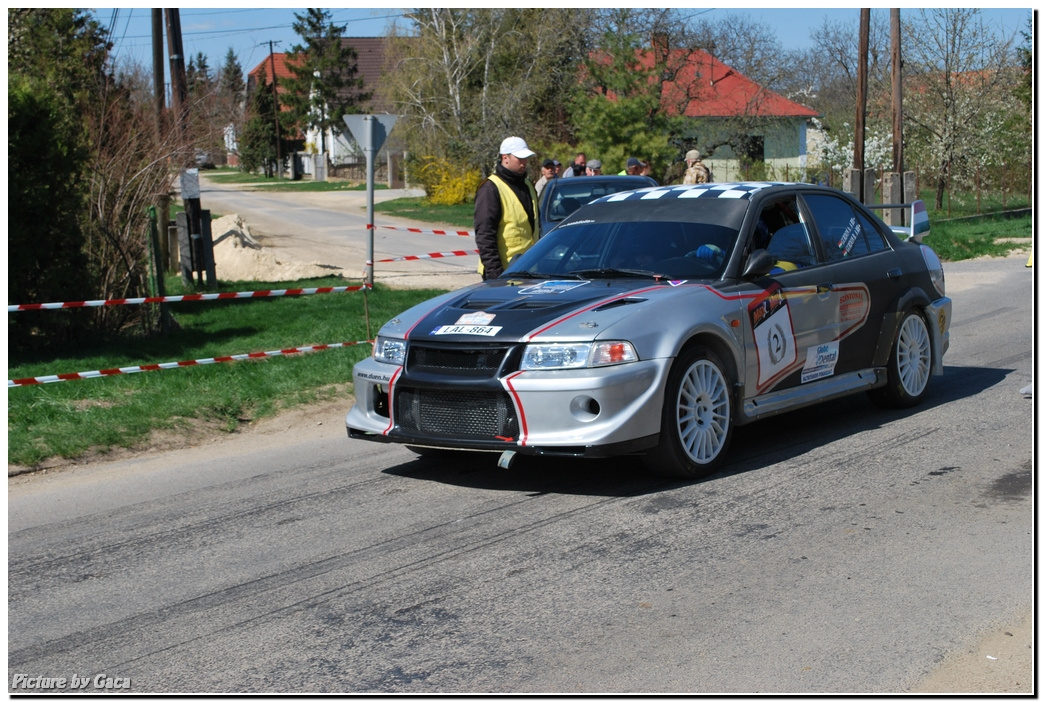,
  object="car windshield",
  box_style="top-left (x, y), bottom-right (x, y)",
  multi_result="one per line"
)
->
top-left (544, 180), bottom-right (650, 222)
top-left (507, 219), bottom-right (740, 280)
